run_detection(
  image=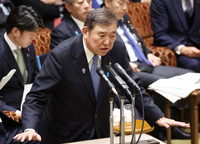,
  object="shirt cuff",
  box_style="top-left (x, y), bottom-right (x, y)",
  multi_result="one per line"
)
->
top-left (24, 129), bottom-right (35, 133)
top-left (174, 45), bottom-right (185, 55)
top-left (15, 110), bottom-right (21, 115)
